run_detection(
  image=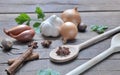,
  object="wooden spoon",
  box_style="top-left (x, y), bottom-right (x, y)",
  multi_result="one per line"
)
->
top-left (49, 26), bottom-right (120, 63)
top-left (49, 26), bottom-right (120, 62)
top-left (66, 33), bottom-right (120, 75)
